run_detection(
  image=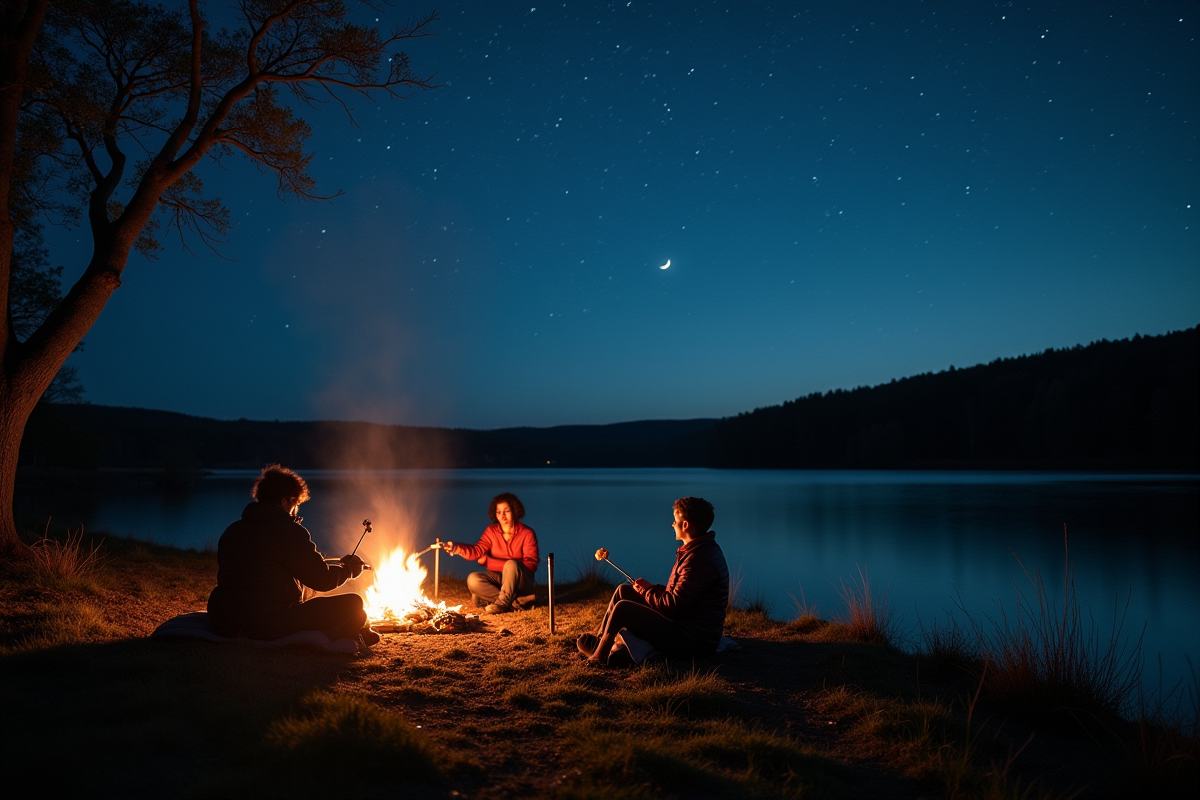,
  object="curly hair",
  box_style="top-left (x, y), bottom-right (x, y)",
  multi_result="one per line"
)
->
top-left (488, 492), bottom-right (526, 522)
top-left (252, 464), bottom-right (311, 506)
top-left (673, 496), bottom-right (715, 534)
